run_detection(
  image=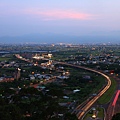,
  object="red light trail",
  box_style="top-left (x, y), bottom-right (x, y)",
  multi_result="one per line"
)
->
top-left (112, 90), bottom-right (120, 106)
